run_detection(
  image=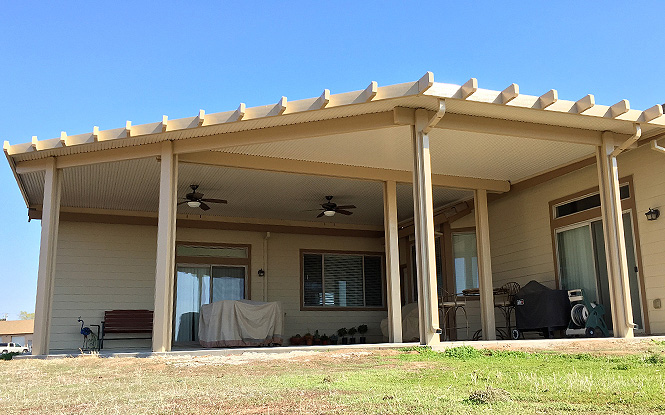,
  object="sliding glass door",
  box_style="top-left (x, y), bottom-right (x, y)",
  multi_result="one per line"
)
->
top-left (556, 212), bottom-right (643, 330)
top-left (173, 265), bottom-right (247, 342)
